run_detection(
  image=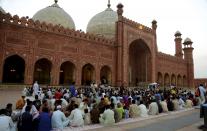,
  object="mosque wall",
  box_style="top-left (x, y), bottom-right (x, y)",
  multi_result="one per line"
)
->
top-left (0, 13), bottom-right (116, 86)
top-left (156, 52), bottom-right (188, 87)
top-left (194, 78), bottom-right (207, 87)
